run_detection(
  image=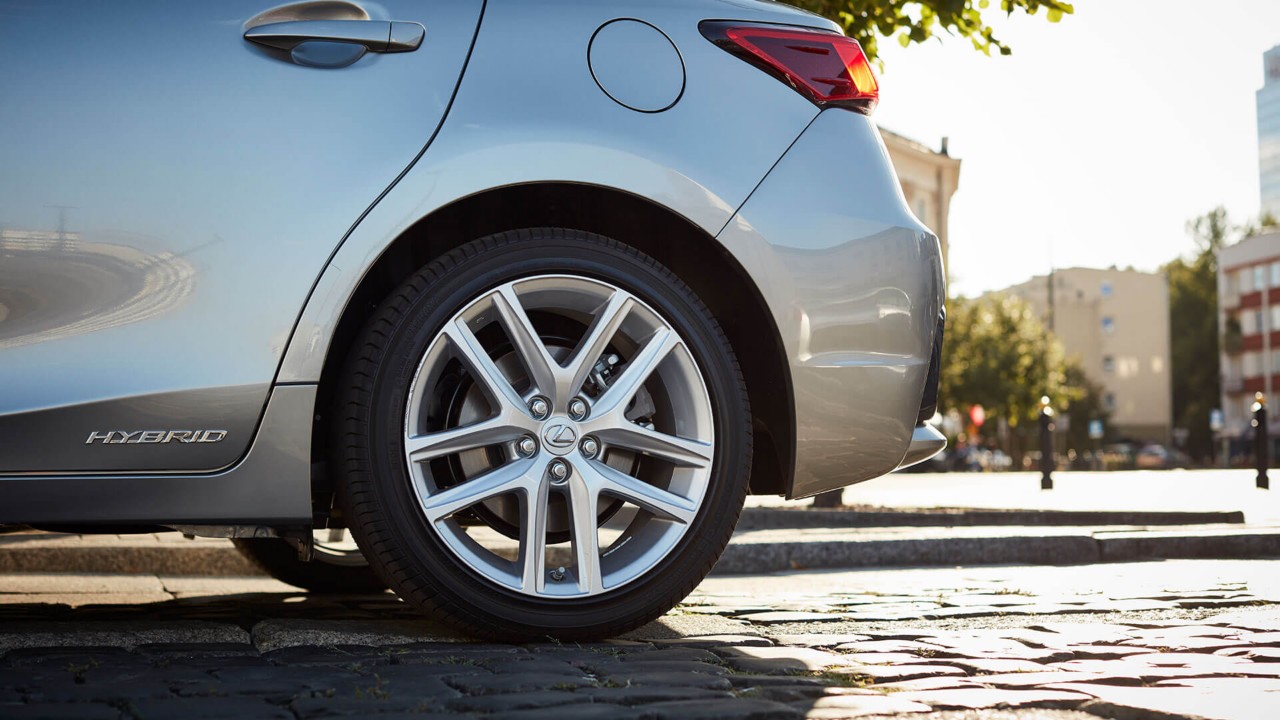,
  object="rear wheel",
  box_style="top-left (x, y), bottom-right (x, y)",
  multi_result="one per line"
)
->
top-left (335, 229), bottom-right (750, 640)
top-left (233, 529), bottom-right (387, 593)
